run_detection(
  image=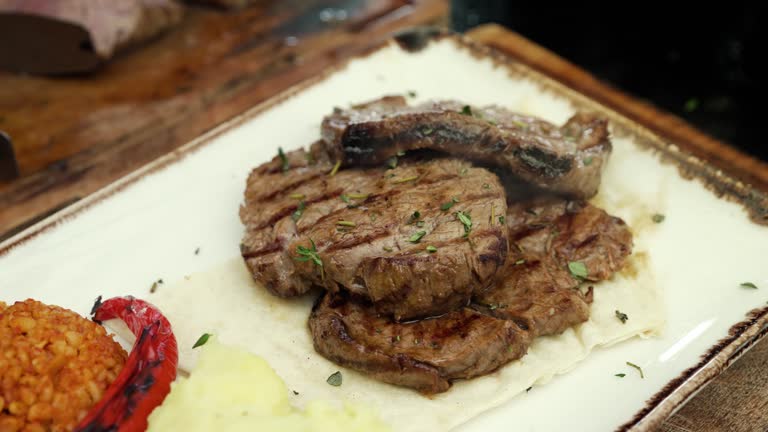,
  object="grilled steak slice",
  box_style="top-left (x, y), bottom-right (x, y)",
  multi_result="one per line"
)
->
top-left (321, 96), bottom-right (611, 199)
top-left (240, 145), bottom-right (509, 320)
top-left (505, 197), bottom-right (633, 280)
top-left (309, 293), bottom-right (532, 394)
top-left (473, 197), bottom-right (632, 336)
top-left (473, 259), bottom-right (592, 337)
